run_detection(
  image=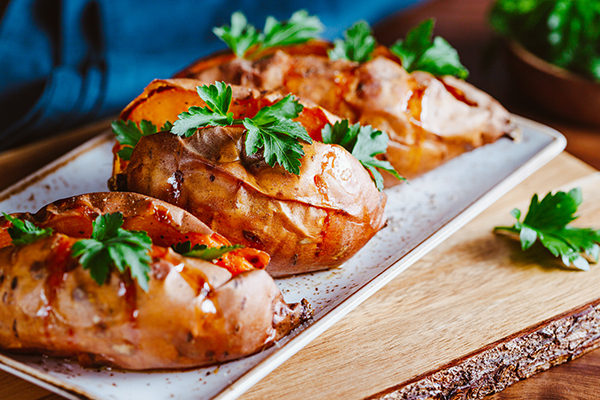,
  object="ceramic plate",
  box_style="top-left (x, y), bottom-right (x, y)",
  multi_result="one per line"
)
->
top-left (0, 116), bottom-right (565, 400)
